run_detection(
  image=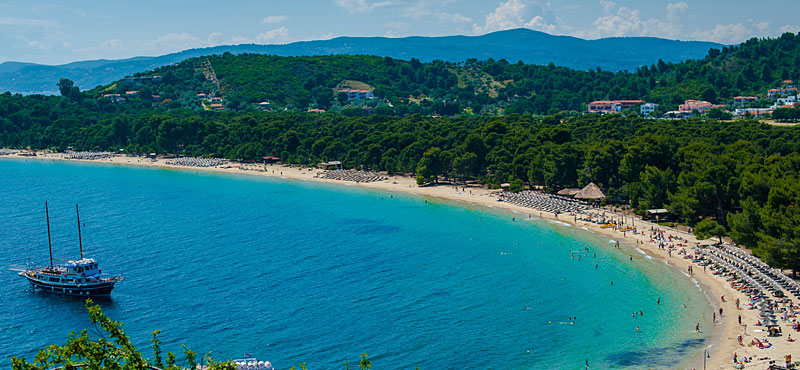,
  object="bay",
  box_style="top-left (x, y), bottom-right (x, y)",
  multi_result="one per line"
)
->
top-left (0, 159), bottom-right (711, 369)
